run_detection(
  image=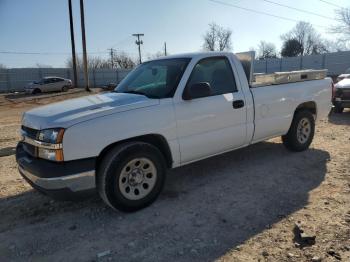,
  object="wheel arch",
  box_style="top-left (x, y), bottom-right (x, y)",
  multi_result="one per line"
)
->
top-left (33, 87), bottom-right (42, 94)
top-left (294, 101), bottom-right (317, 119)
top-left (96, 134), bottom-right (173, 172)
